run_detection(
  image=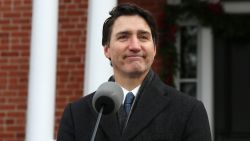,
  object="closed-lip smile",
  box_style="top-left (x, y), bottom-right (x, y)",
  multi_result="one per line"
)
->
top-left (125, 54), bottom-right (143, 58)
